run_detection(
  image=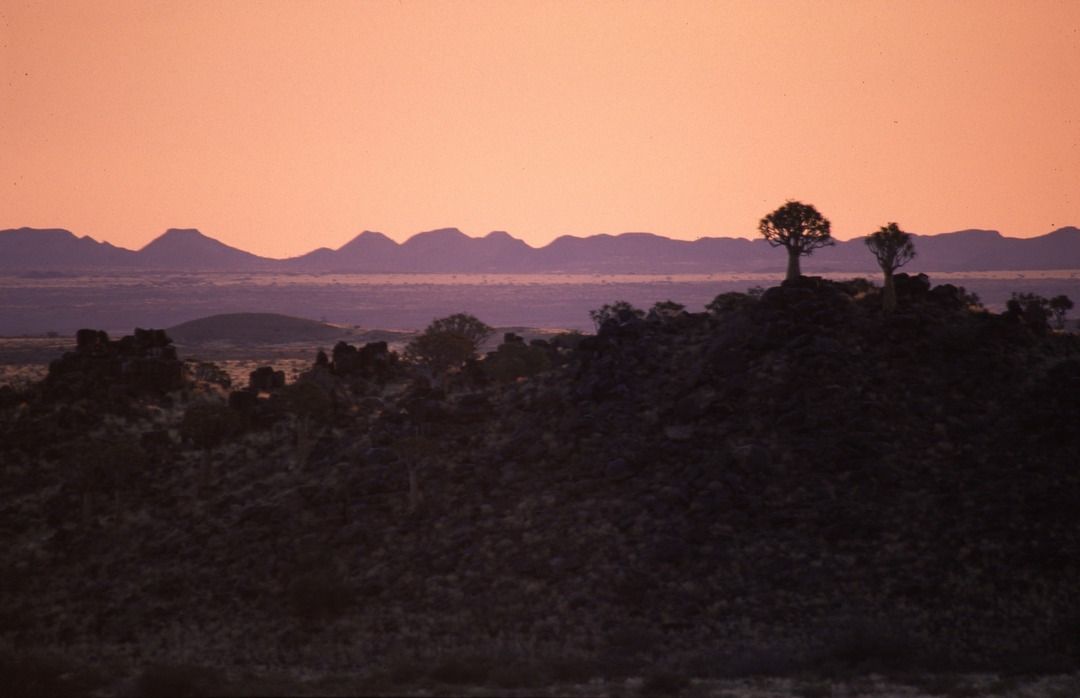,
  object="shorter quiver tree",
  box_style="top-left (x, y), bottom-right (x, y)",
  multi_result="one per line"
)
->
top-left (865, 222), bottom-right (916, 312)
top-left (1049, 295), bottom-right (1074, 330)
top-left (759, 200), bottom-right (833, 282)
